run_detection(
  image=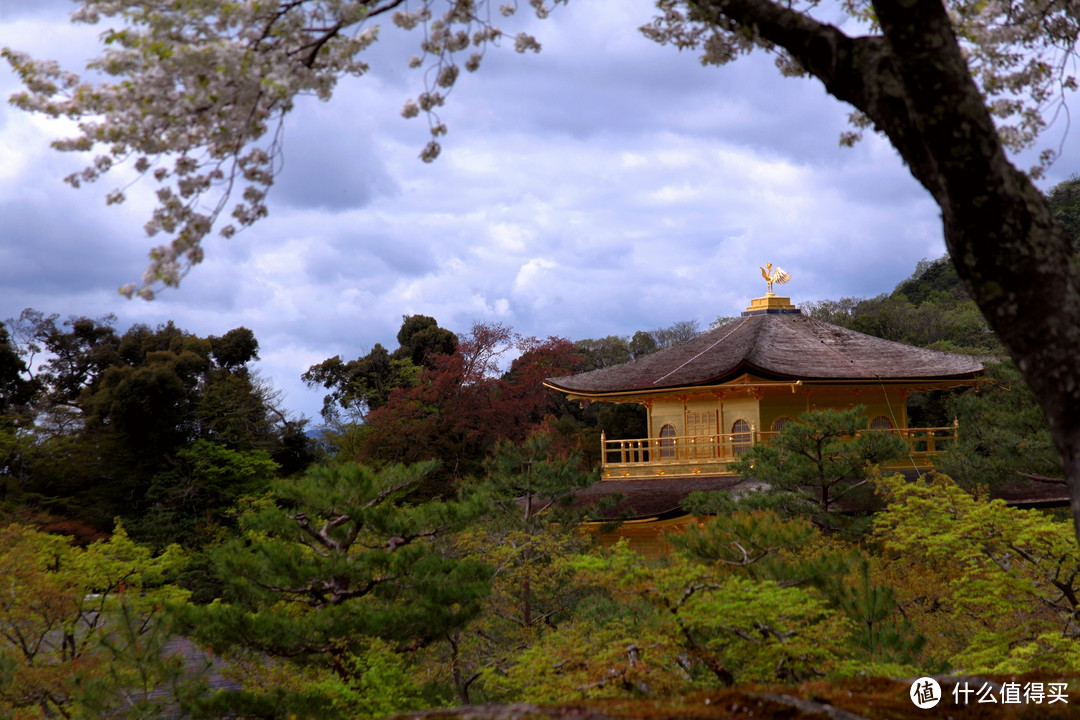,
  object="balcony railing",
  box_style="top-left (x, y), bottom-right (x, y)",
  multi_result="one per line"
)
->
top-left (599, 426), bottom-right (957, 479)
